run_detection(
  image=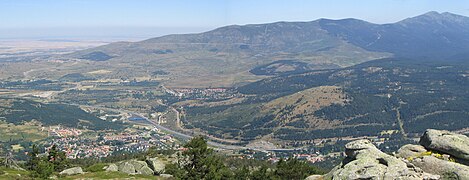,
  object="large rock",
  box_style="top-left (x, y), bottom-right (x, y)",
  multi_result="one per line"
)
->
top-left (138, 166), bottom-right (155, 176)
top-left (118, 162), bottom-right (136, 174)
top-left (419, 129), bottom-right (469, 161)
top-left (59, 167), bottom-right (83, 176)
top-left (115, 160), bottom-right (154, 175)
top-left (325, 140), bottom-right (425, 180)
top-left (129, 160), bottom-right (154, 175)
top-left (305, 174), bottom-right (323, 180)
top-left (129, 160), bottom-right (147, 170)
top-left (146, 157), bottom-right (166, 174)
top-left (105, 163), bottom-right (118, 172)
top-left (411, 155), bottom-right (469, 179)
top-left (160, 174), bottom-right (174, 178)
top-left (308, 130), bottom-right (469, 180)
top-left (396, 144), bottom-right (427, 159)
